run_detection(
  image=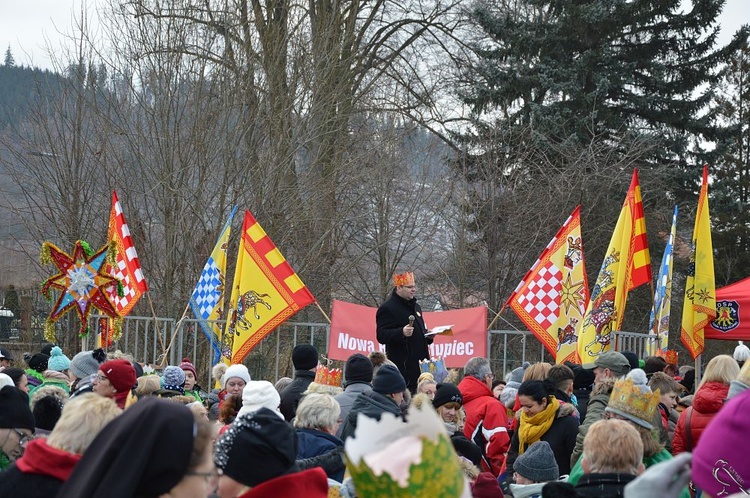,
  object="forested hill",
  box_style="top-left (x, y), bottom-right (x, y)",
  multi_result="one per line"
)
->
top-left (0, 60), bottom-right (62, 131)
